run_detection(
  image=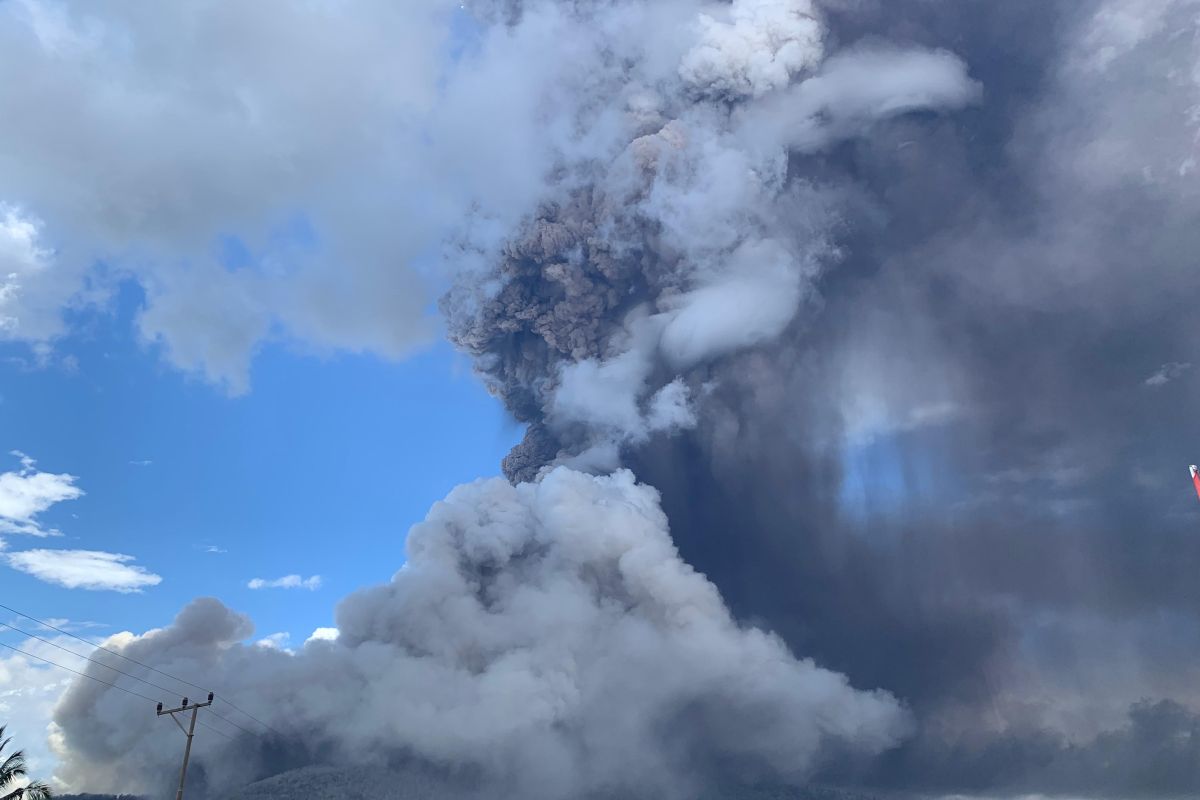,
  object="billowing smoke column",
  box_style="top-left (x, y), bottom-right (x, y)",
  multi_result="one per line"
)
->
top-left (451, 0), bottom-right (1200, 794)
top-left (53, 471), bottom-right (907, 798)
top-left (50, 0), bottom-right (1200, 797)
top-left (443, 0), bottom-right (979, 481)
